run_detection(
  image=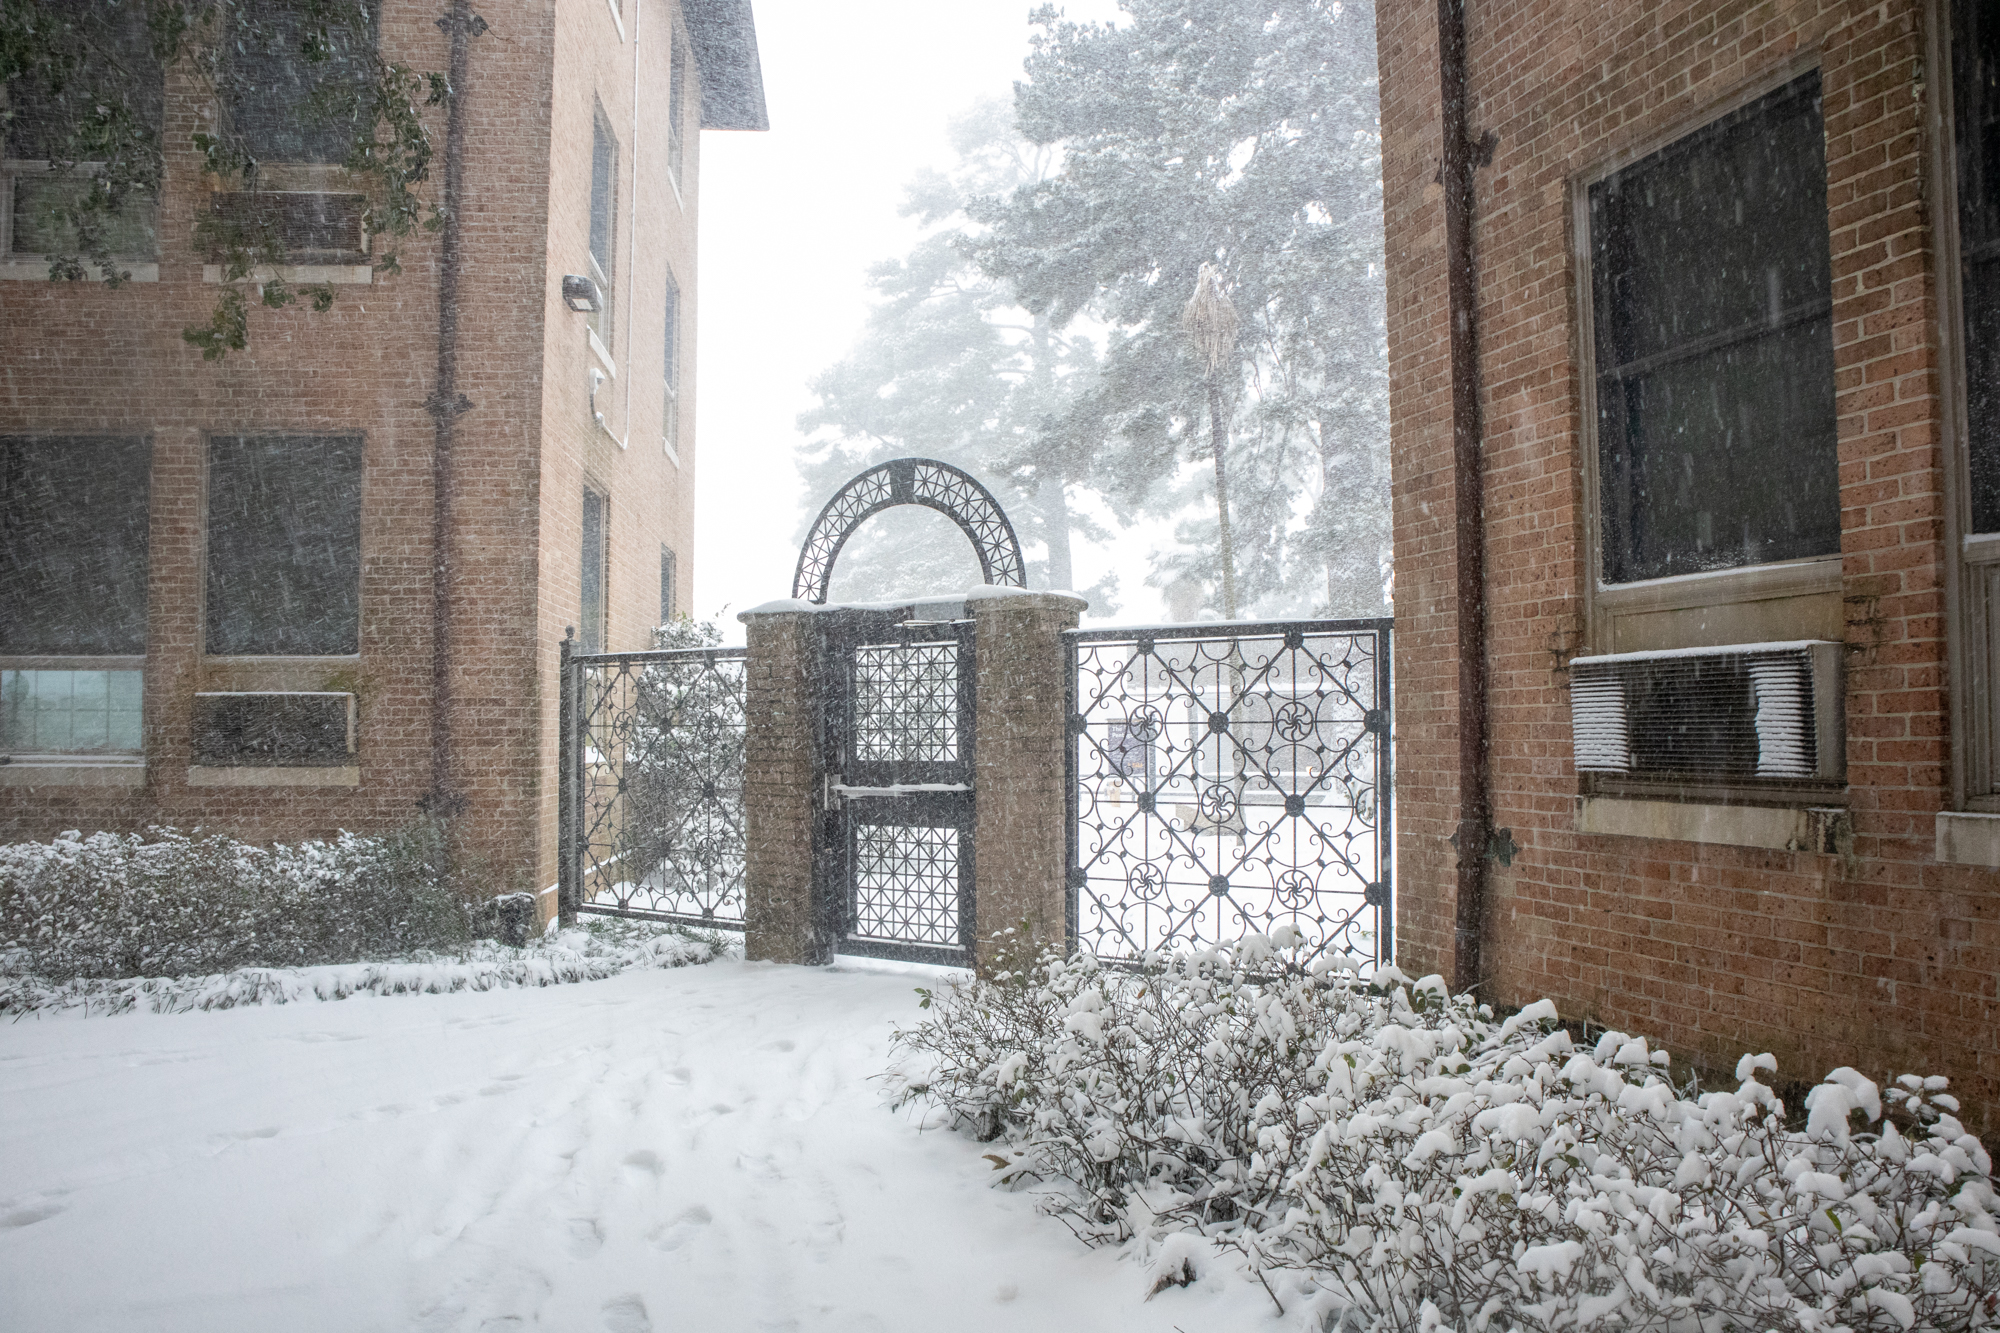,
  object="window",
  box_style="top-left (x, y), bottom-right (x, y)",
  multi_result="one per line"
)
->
top-left (663, 268), bottom-right (682, 453)
top-left (1949, 0), bottom-right (2000, 805)
top-left (667, 33), bottom-right (688, 195)
top-left (1, 435), bottom-right (149, 757)
top-left (3, 6), bottom-right (162, 263)
top-left (206, 435), bottom-right (363, 656)
top-left (225, 3), bottom-right (378, 165)
top-left (660, 545), bottom-right (677, 624)
top-left (1587, 72), bottom-right (1838, 586)
top-left (582, 488), bottom-right (609, 653)
top-left (589, 107), bottom-right (619, 346)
